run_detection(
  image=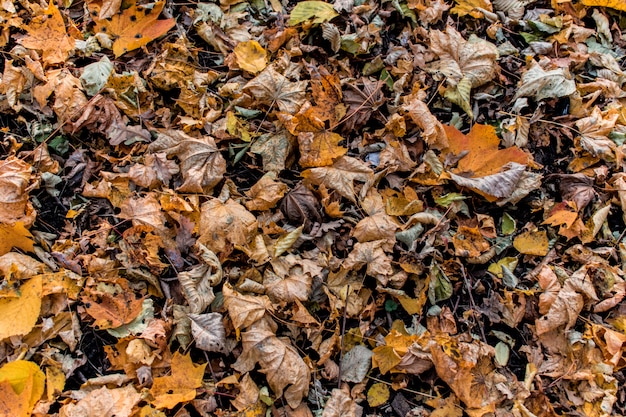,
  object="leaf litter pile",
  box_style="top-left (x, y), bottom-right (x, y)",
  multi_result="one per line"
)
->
top-left (3, 0), bottom-right (626, 415)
